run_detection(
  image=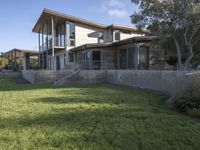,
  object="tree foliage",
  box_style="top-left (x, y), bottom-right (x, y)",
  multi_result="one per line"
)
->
top-left (131, 0), bottom-right (200, 70)
top-left (0, 56), bottom-right (9, 69)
